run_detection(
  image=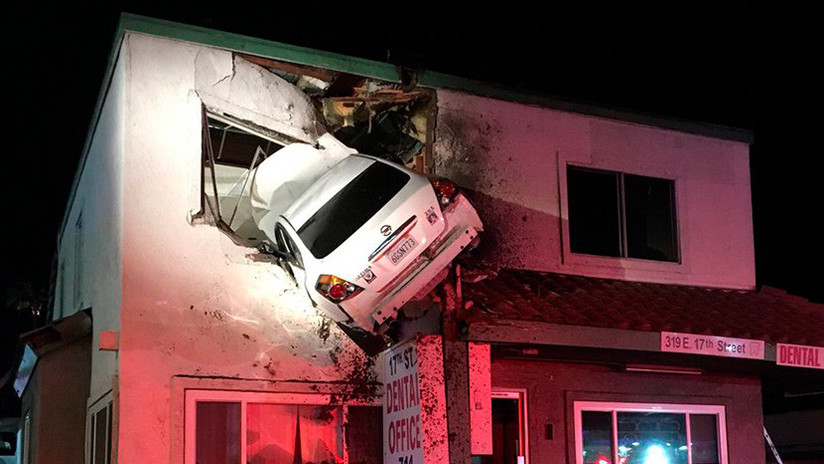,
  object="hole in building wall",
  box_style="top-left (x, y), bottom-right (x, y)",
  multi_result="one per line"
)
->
top-left (200, 54), bottom-right (436, 249)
